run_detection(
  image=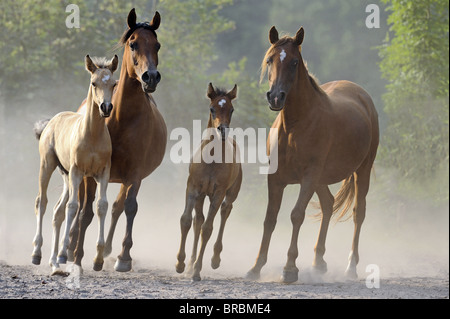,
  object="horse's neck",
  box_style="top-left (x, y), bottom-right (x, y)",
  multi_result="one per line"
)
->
top-left (112, 65), bottom-right (150, 121)
top-left (81, 87), bottom-right (105, 140)
top-left (281, 61), bottom-right (326, 130)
